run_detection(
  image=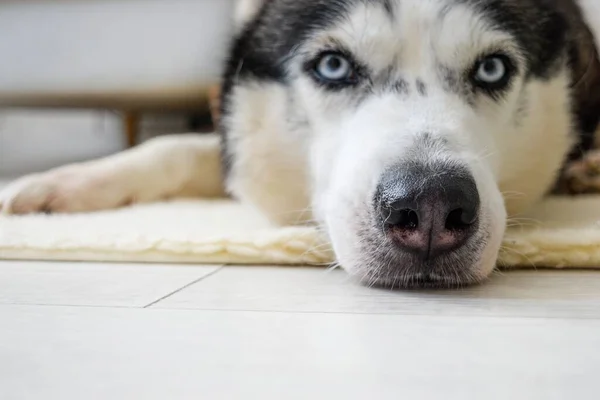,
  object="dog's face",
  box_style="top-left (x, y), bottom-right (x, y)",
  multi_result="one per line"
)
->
top-left (223, 0), bottom-right (590, 288)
